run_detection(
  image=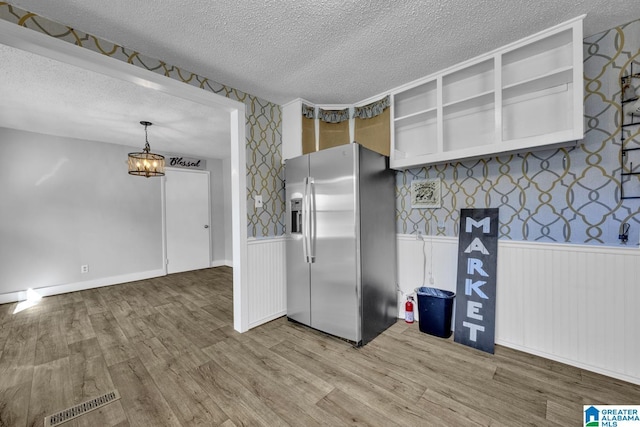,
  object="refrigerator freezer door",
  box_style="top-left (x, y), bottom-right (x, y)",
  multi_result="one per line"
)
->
top-left (358, 146), bottom-right (398, 344)
top-left (309, 144), bottom-right (360, 342)
top-left (286, 154), bottom-right (311, 326)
